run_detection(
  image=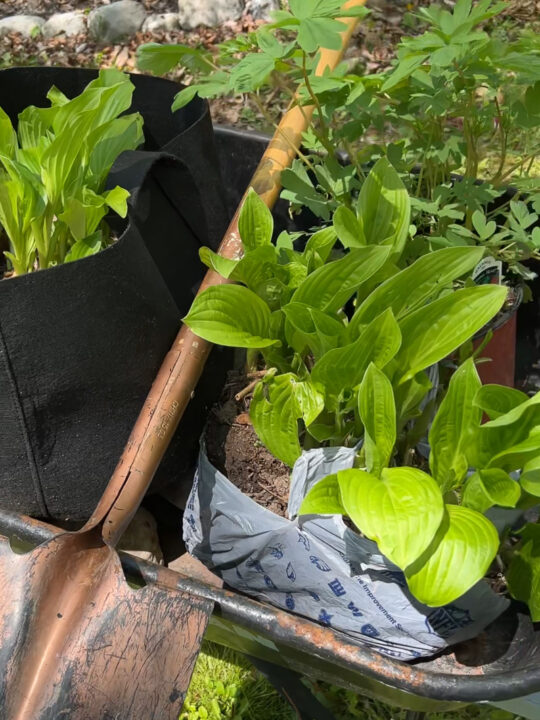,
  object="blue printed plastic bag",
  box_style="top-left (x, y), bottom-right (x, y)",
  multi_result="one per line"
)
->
top-left (183, 445), bottom-right (508, 660)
